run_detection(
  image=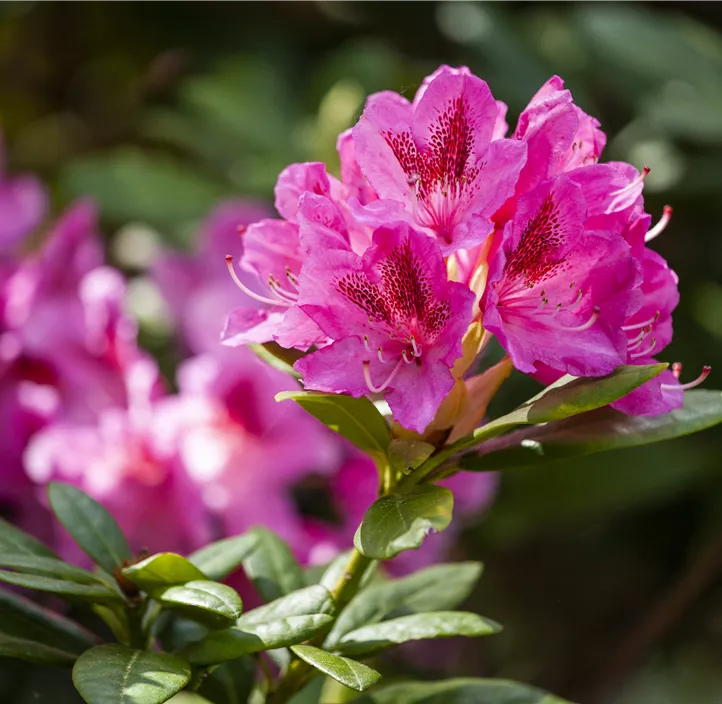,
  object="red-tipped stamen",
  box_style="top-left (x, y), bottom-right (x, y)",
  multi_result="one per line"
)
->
top-left (662, 365), bottom-right (711, 391)
top-left (672, 361), bottom-right (683, 379)
top-left (268, 276), bottom-right (298, 303)
top-left (645, 205), bottom-right (673, 243)
top-left (363, 358), bottom-right (403, 394)
top-left (611, 166), bottom-right (650, 196)
top-left (225, 255), bottom-right (290, 307)
top-left (410, 336), bottom-right (422, 358)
